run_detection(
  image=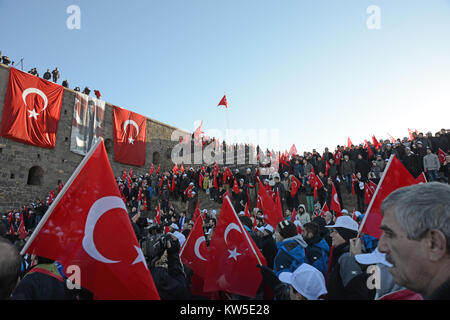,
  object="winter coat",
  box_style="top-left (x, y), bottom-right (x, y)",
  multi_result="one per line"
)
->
top-left (340, 160), bottom-right (355, 176)
top-left (326, 244), bottom-right (374, 300)
top-left (273, 235), bottom-right (308, 276)
top-left (423, 153), bottom-right (441, 171)
top-left (260, 234), bottom-right (277, 269)
top-left (305, 236), bottom-right (330, 277)
top-left (298, 205), bottom-right (311, 225)
top-left (355, 159), bottom-right (371, 180)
